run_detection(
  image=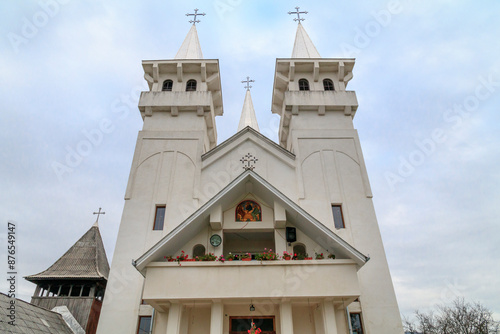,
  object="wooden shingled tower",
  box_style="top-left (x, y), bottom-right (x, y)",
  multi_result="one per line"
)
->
top-left (25, 223), bottom-right (110, 334)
